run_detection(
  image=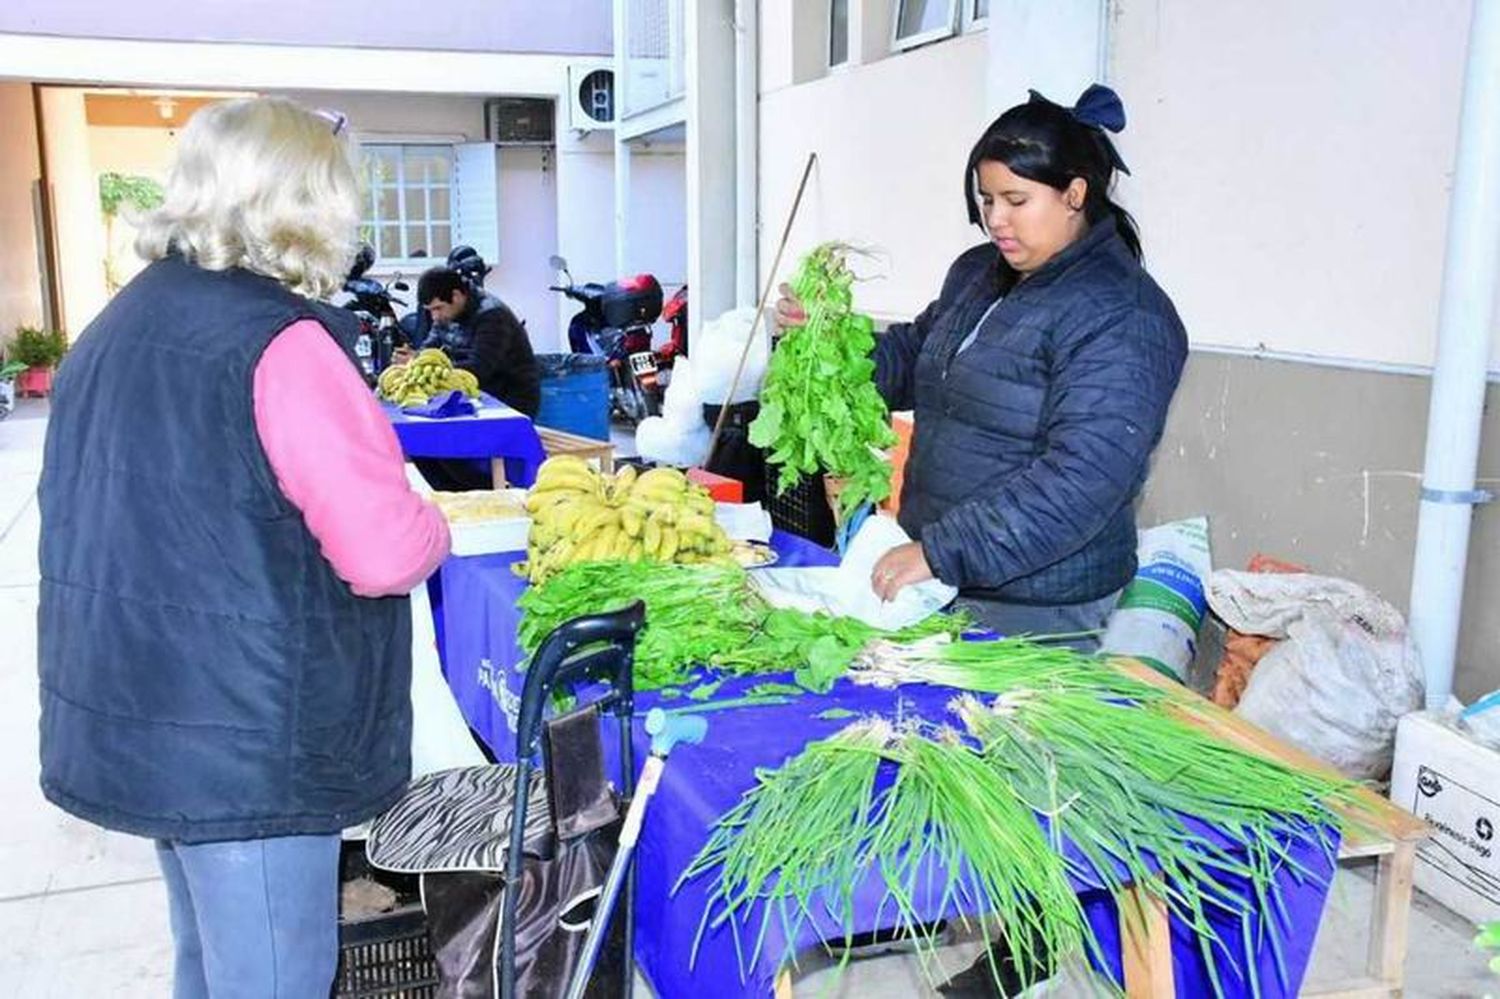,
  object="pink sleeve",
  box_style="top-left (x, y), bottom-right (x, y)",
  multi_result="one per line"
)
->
top-left (253, 319), bottom-right (451, 597)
